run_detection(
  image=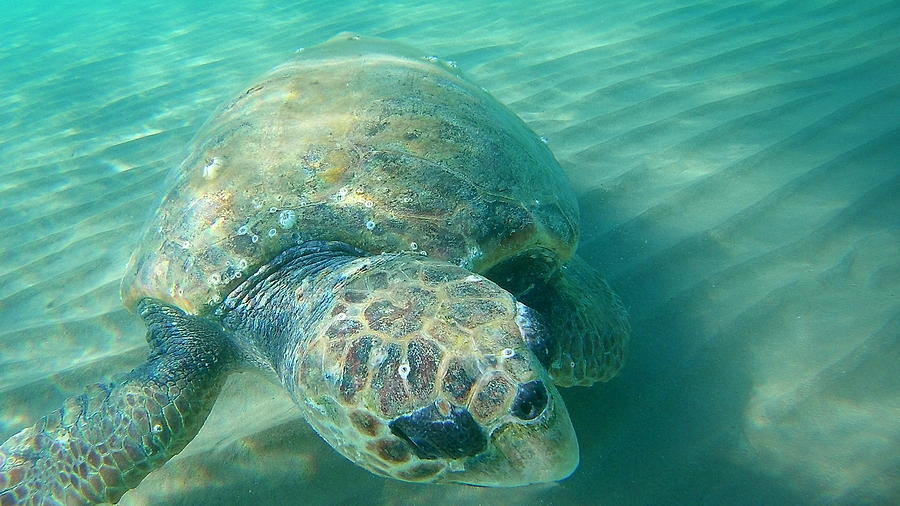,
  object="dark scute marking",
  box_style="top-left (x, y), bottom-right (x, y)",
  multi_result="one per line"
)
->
top-left (367, 271), bottom-right (389, 290)
top-left (396, 462), bottom-right (444, 481)
top-left (349, 410), bottom-right (381, 437)
top-left (446, 279), bottom-right (505, 299)
top-left (372, 343), bottom-right (410, 417)
top-left (510, 380), bottom-right (549, 420)
top-left (4, 466), bottom-right (24, 488)
top-left (407, 339), bottom-right (442, 400)
top-left (447, 299), bottom-right (505, 328)
top-left (365, 295), bottom-right (427, 337)
top-left (365, 300), bottom-right (404, 331)
top-left (420, 264), bottom-right (457, 285)
top-left (297, 340), bottom-right (322, 387)
top-left (471, 375), bottom-right (512, 421)
top-left (369, 438), bottom-right (412, 463)
top-left (343, 288), bottom-right (369, 303)
top-left (340, 336), bottom-right (373, 402)
top-left (389, 403), bottom-right (486, 460)
top-left (389, 317), bottom-right (421, 338)
top-left (328, 319), bottom-right (362, 340)
top-left (442, 358), bottom-right (475, 402)
top-left (407, 286), bottom-right (438, 308)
